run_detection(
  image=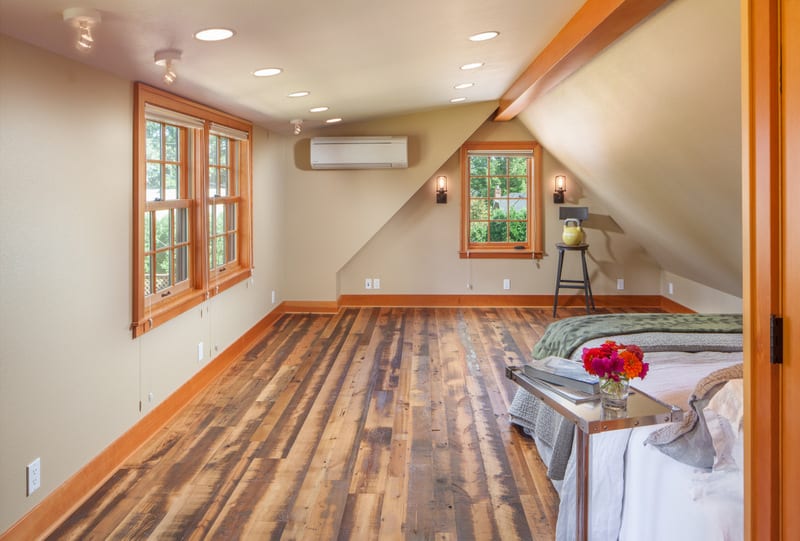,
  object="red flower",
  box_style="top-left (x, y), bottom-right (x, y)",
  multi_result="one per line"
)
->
top-left (581, 340), bottom-right (648, 381)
